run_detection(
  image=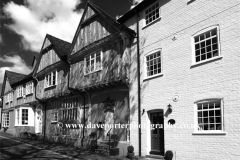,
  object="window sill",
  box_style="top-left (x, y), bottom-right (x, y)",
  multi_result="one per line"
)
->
top-left (51, 121), bottom-right (58, 124)
top-left (143, 73), bottom-right (164, 82)
top-left (26, 93), bottom-right (33, 96)
top-left (84, 69), bottom-right (102, 76)
top-left (44, 85), bottom-right (57, 90)
top-left (192, 131), bottom-right (226, 135)
top-left (15, 125), bottom-right (33, 127)
top-left (17, 96), bottom-right (23, 99)
top-left (191, 56), bottom-right (223, 68)
top-left (142, 17), bottom-right (161, 30)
